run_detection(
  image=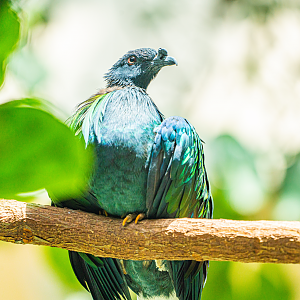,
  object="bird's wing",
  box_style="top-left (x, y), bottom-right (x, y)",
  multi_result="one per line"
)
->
top-left (146, 116), bottom-right (213, 300)
top-left (146, 116), bottom-right (213, 219)
top-left (50, 89), bottom-right (131, 300)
